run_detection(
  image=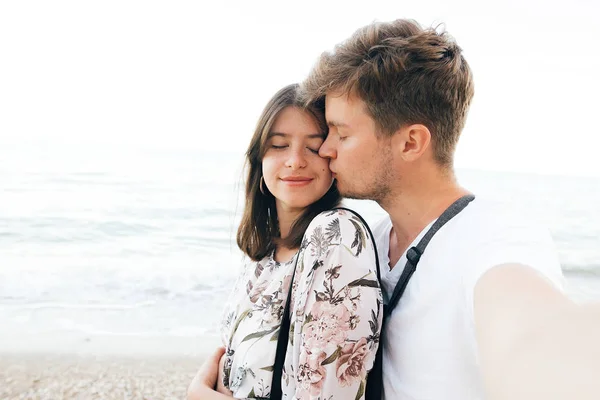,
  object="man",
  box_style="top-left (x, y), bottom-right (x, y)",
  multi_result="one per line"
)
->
top-left (189, 19), bottom-right (600, 399)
